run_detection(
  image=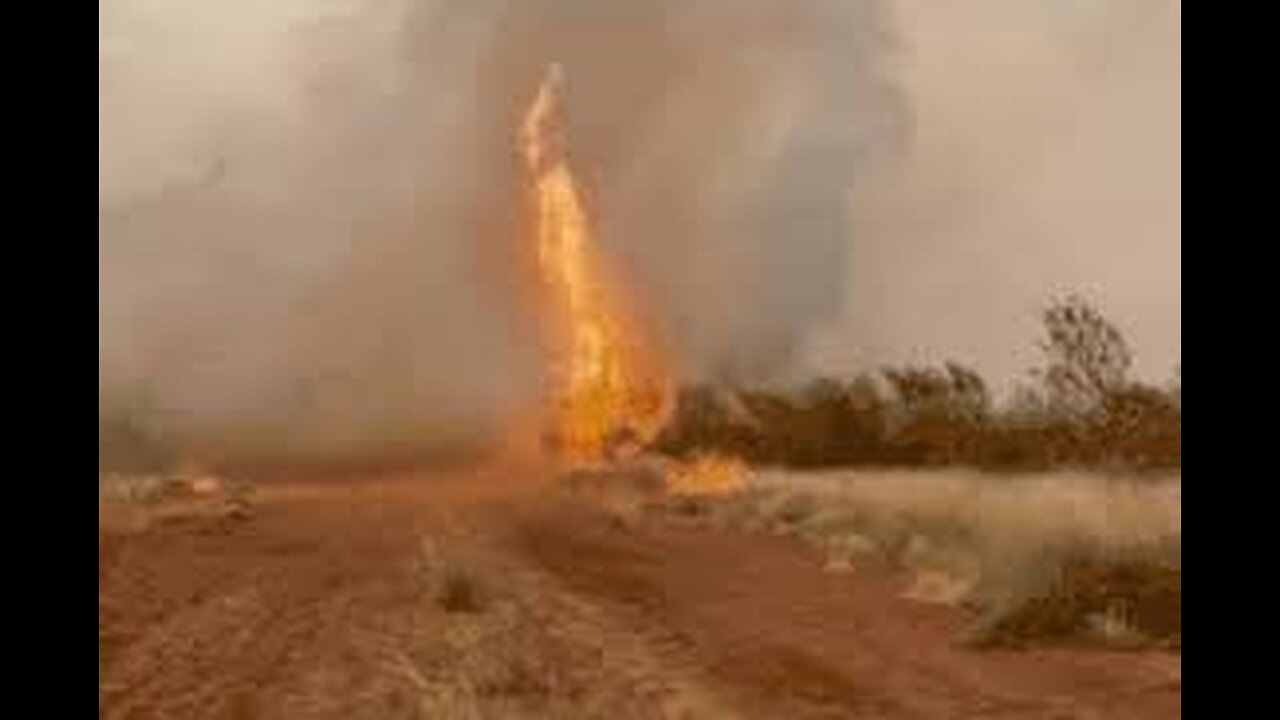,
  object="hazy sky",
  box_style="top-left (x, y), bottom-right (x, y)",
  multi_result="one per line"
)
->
top-left (804, 0), bottom-right (1181, 385)
top-left (99, 0), bottom-right (1181, 460)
